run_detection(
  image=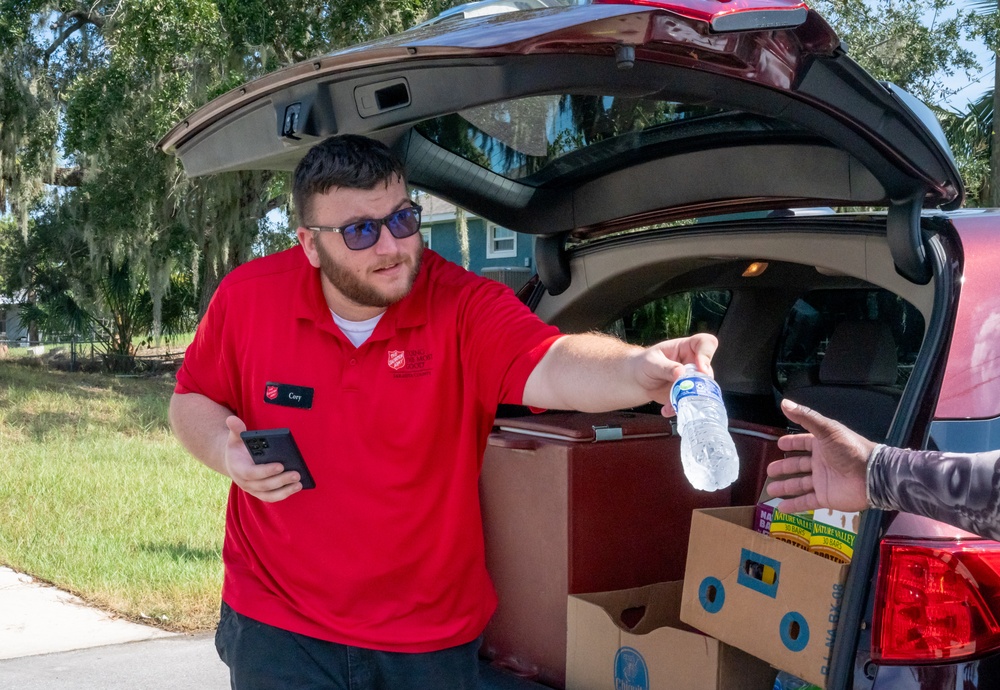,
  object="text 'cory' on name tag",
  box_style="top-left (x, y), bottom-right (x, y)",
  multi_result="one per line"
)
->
top-left (263, 382), bottom-right (314, 409)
